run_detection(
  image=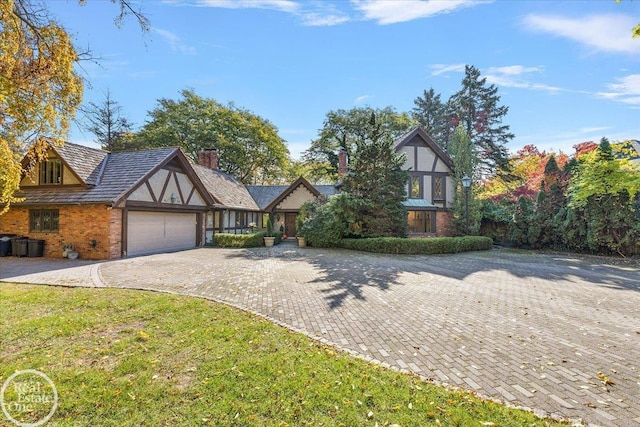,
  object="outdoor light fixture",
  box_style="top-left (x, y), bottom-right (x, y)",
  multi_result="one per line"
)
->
top-left (461, 175), bottom-right (472, 235)
top-left (170, 193), bottom-right (178, 204)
